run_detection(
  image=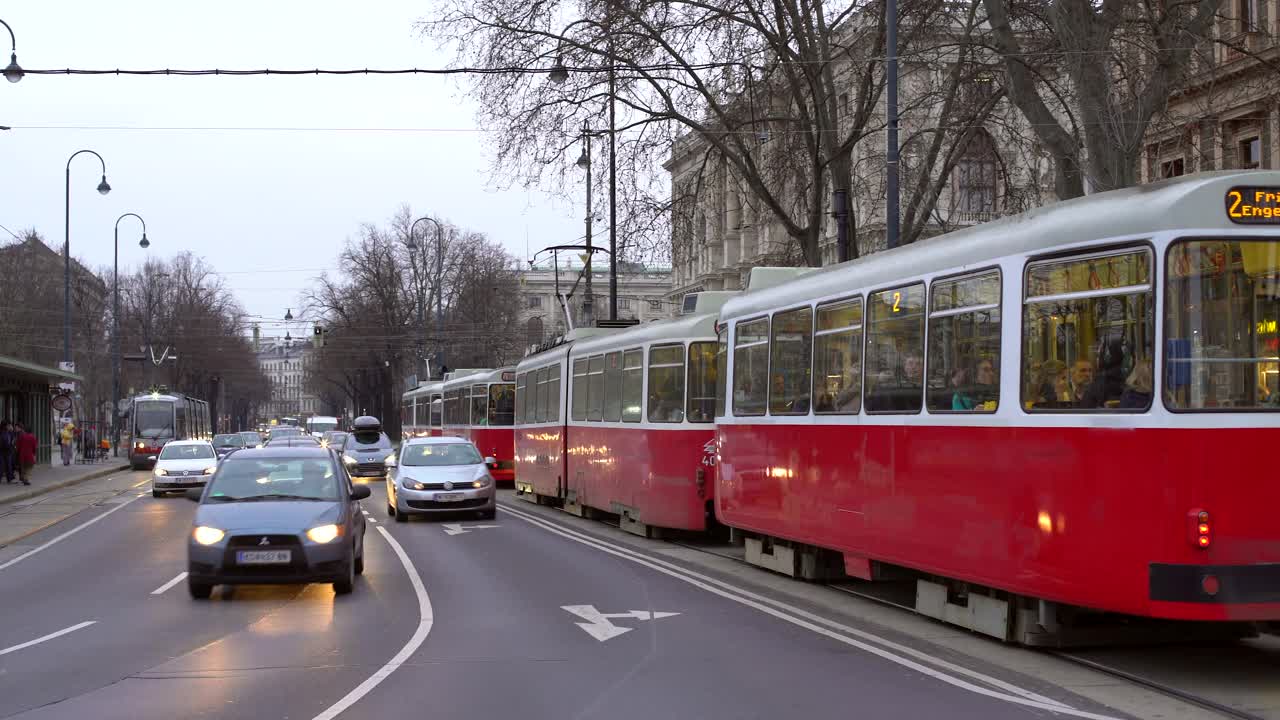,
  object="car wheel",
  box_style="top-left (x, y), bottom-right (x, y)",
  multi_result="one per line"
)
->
top-left (333, 556), bottom-right (356, 595)
top-left (354, 541), bottom-right (365, 576)
top-left (386, 501), bottom-right (396, 518)
top-left (151, 489), bottom-right (164, 498)
top-left (393, 505), bottom-right (408, 522)
top-left (188, 580), bottom-right (213, 599)
top-left (480, 508), bottom-right (496, 520)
